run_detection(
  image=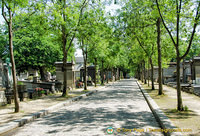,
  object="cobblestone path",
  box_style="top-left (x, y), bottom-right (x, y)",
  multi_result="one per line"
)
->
top-left (11, 79), bottom-right (163, 136)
